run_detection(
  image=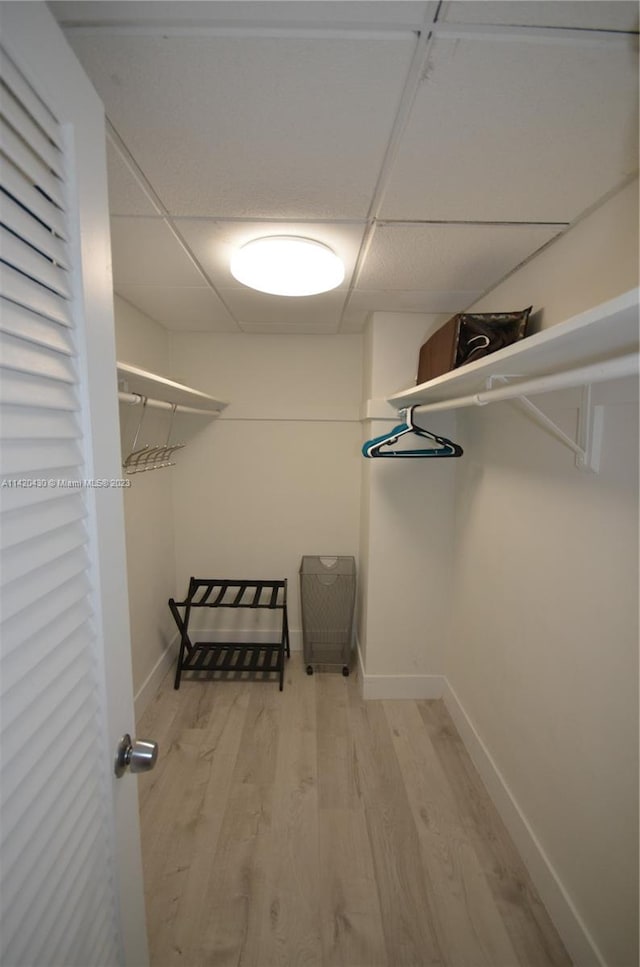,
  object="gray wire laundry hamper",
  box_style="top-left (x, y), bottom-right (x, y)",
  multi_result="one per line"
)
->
top-left (299, 556), bottom-right (356, 676)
